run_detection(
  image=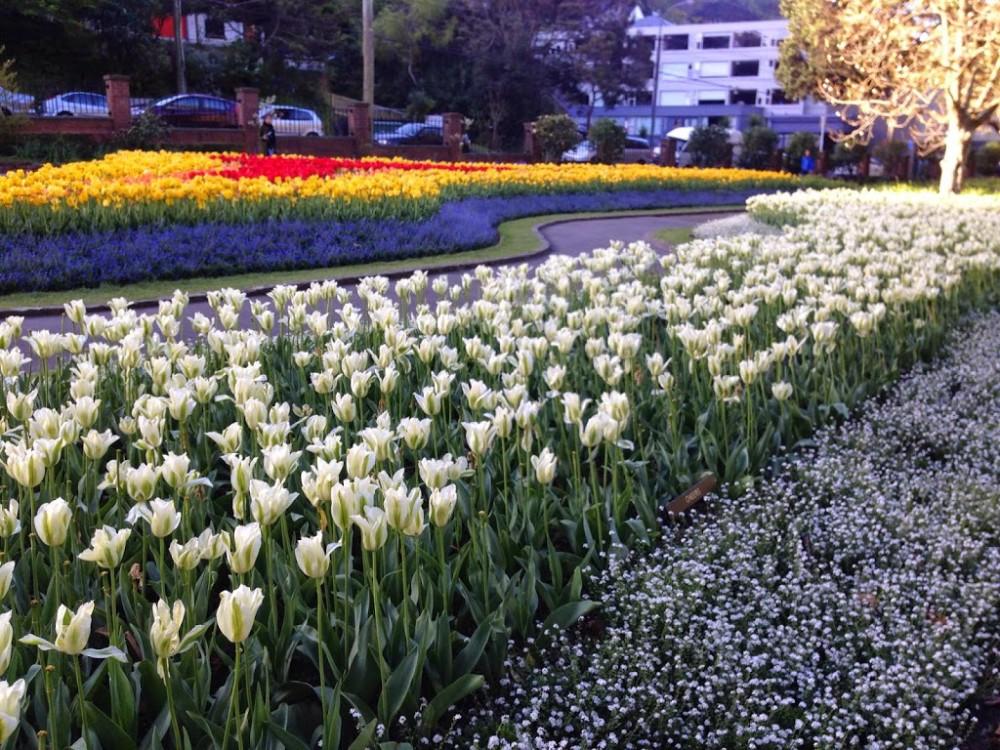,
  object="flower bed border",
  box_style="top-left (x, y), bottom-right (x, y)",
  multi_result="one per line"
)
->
top-left (0, 189), bottom-right (759, 296)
